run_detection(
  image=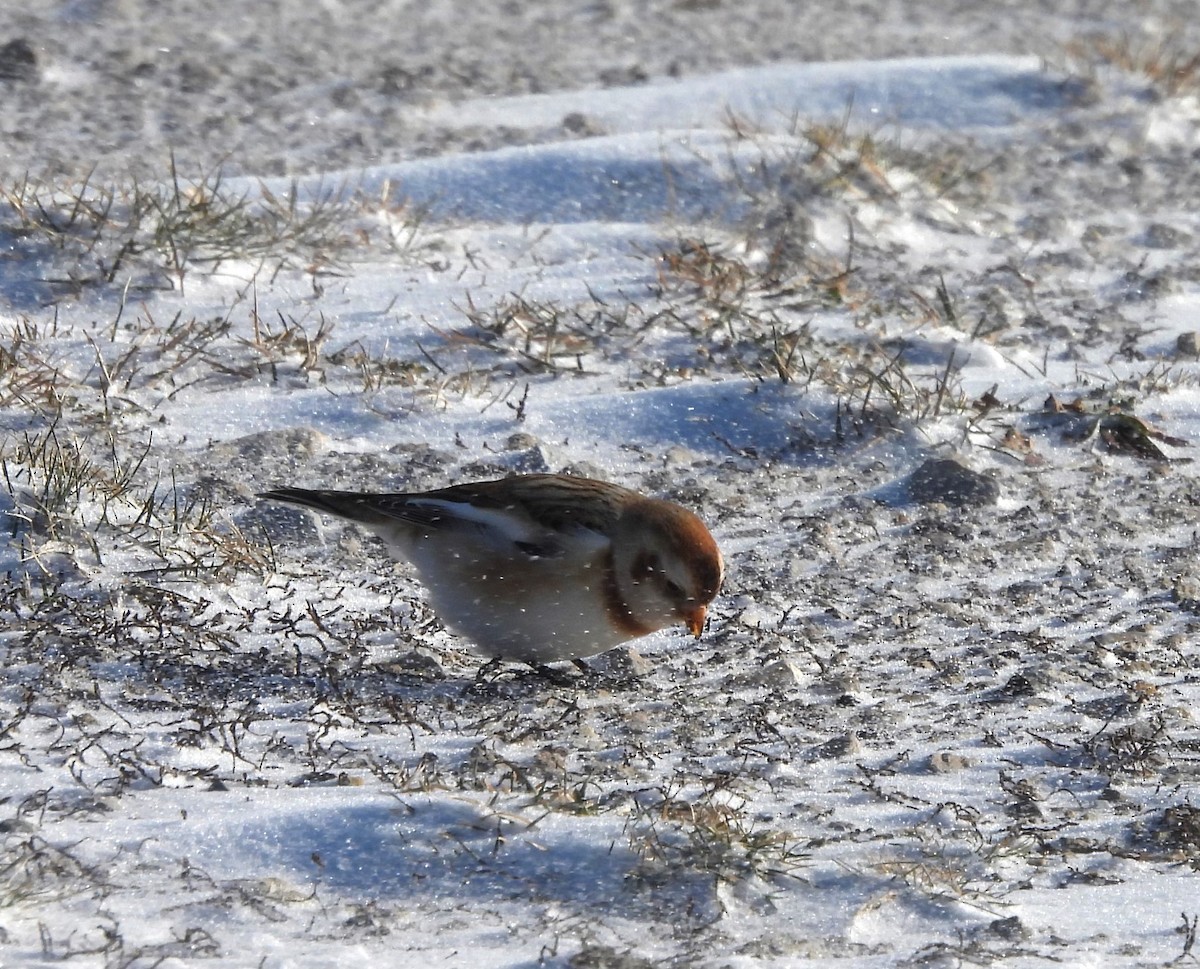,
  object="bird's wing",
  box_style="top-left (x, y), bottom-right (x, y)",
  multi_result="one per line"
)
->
top-left (421, 474), bottom-right (631, 534)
